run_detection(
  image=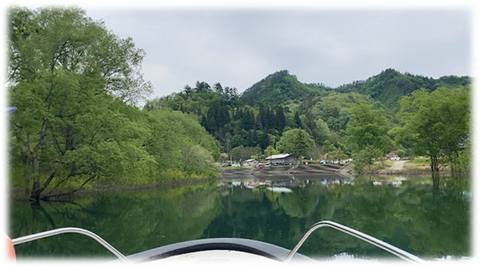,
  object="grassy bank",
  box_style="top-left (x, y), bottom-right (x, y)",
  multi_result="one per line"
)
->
top-left (351, 157), bottom-right (462, 175)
